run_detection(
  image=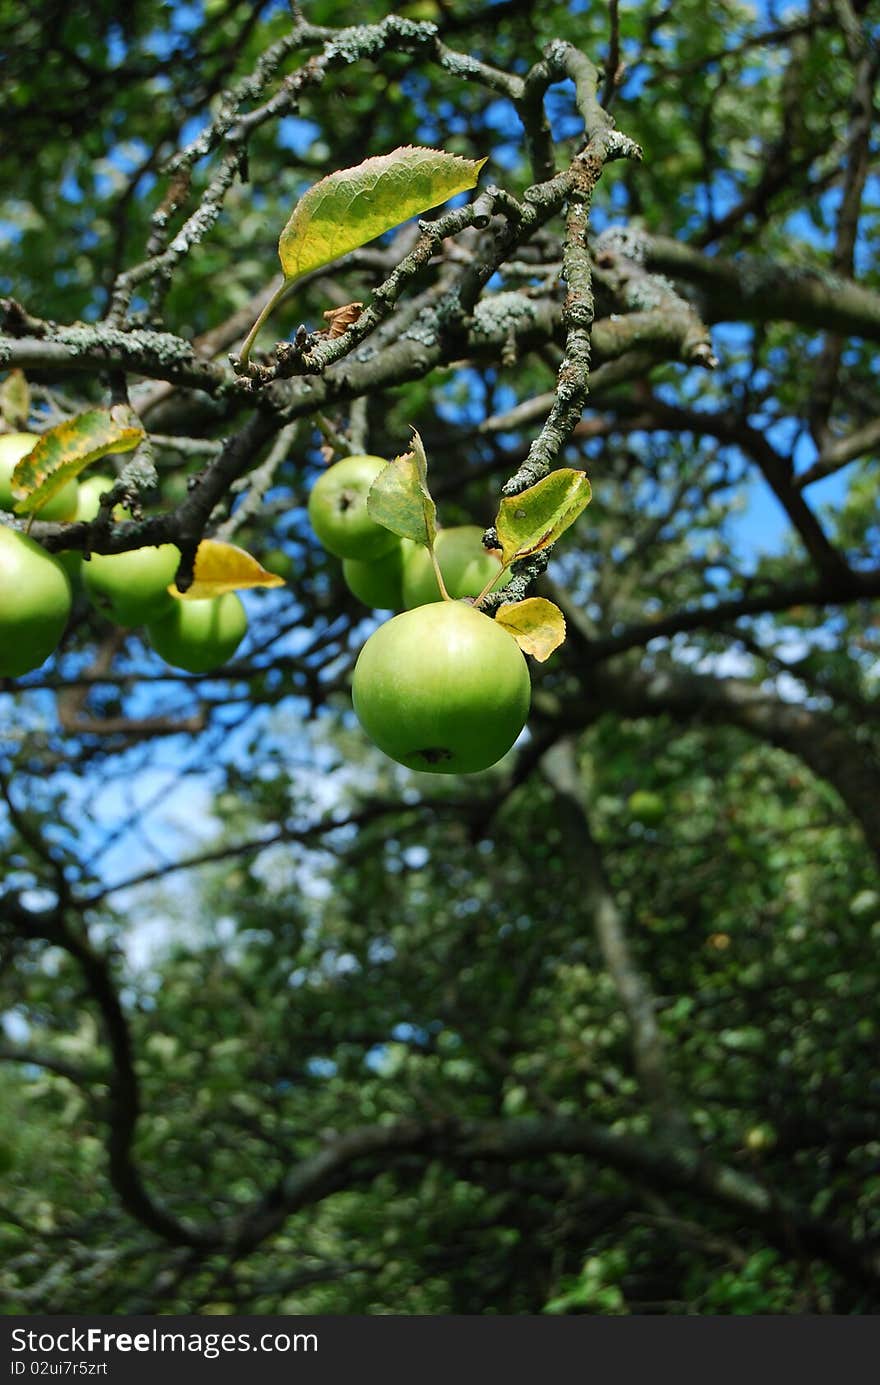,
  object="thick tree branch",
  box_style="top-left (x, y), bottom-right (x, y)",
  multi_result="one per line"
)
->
top-left (541, 740), bottom-right (689, 1137)
top-left (546, 659), bottom-right (880, 867)
top-left (225, 1115), bottom-right (880, 1291)
top-left (641, 235), bottom-right (880, 341)
top-left (12, 903), bottom-right (212, 1248)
